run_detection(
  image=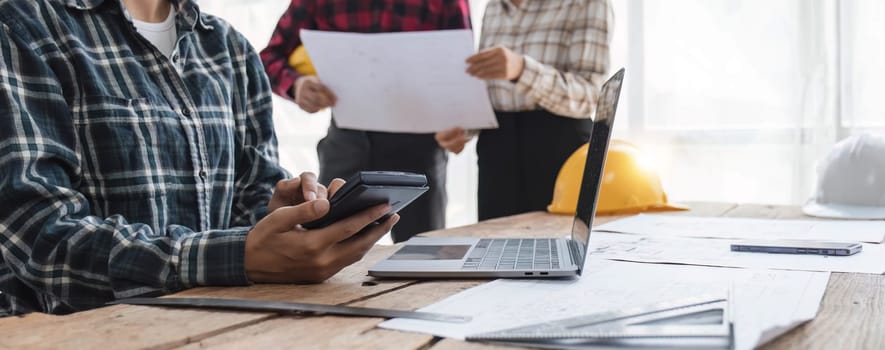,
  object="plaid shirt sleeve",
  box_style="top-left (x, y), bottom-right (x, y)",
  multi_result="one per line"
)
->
top-left (513, 0), bottom-right (611, 118)
top-left (0, 20), bottom-right (251, 313)
top-left (440, 0), bottom-right (472, 29)
top-left (260, 0), bottom-right (315, 101)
